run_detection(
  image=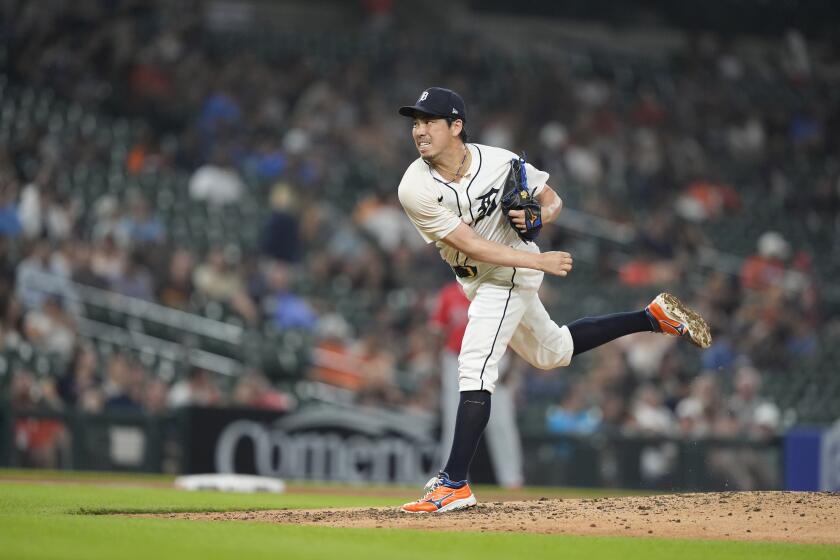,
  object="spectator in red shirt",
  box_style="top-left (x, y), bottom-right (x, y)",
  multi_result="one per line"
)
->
top-left (740, 231), bottom-right (790, 292)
